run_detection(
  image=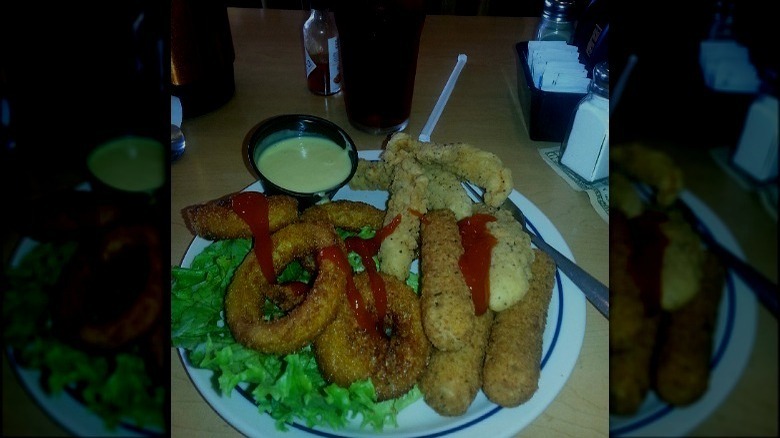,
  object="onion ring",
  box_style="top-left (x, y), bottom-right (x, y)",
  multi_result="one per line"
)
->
top-left (300, 199), bottom-right (385, 231)
top-left (313, 271), bottom-right (431, 401)
top-left (224, 221), bottom-right (348, 354)
top-left (55, 222), bottom-right (163, 350)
